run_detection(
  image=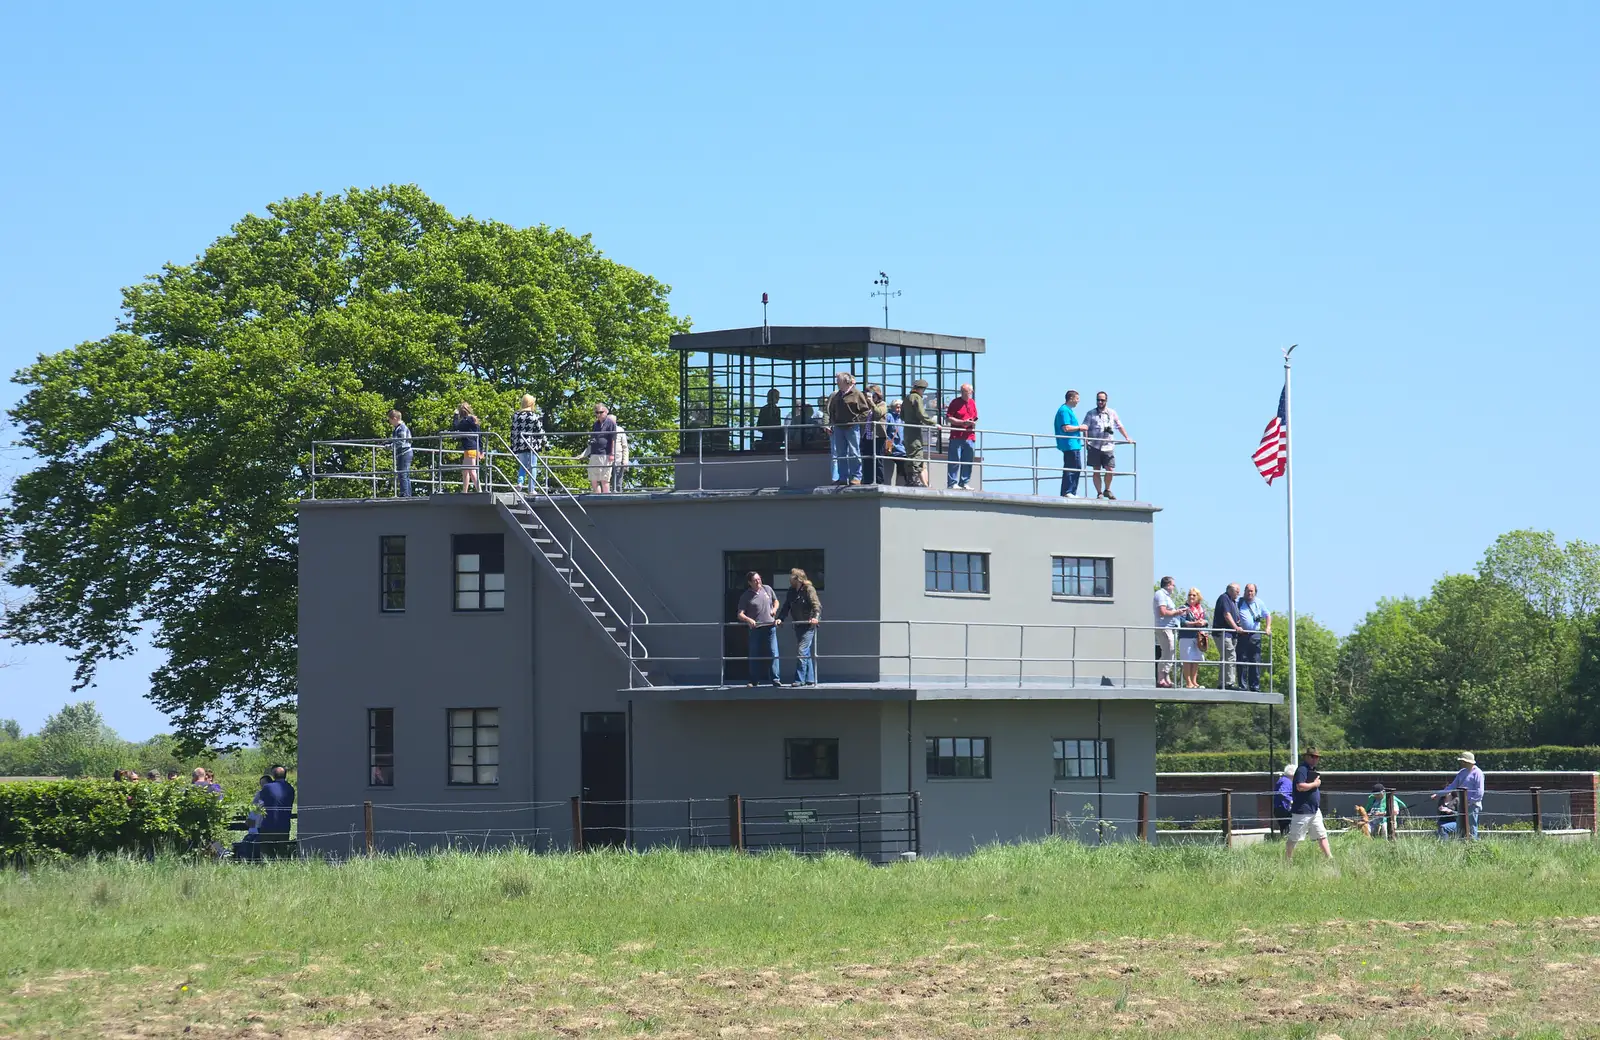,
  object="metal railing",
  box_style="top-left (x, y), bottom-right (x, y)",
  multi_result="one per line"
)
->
top-left (623, 619), bottom-right (1275, 691)
top-left (306, 423), bottom-right (1138, 499)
